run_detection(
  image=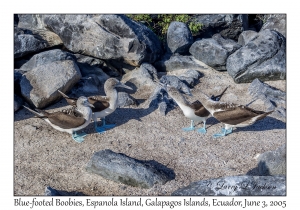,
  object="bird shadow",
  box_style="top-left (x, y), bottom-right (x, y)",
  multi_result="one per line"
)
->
top-left (85, 104), bottom-right (158, 135)
top-left (201, 116), bottom-right (286, 133)
top-left (246, 167), bottom-right (260, 176)
top-left (235, 116), bottom-right (286, 132)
